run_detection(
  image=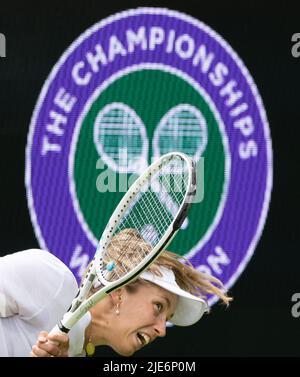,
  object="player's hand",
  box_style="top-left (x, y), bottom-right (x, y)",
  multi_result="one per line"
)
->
top-left (30, 331), bottom-right (69, 357)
